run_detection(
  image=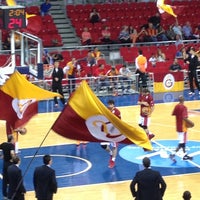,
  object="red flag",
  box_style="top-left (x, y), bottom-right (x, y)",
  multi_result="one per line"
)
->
top-left (52, 81), bottom-right (152, 150)
top-left (0, 71), bottom-right (61, 129)
top-left (0, 90), bottom-right (38, 128)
